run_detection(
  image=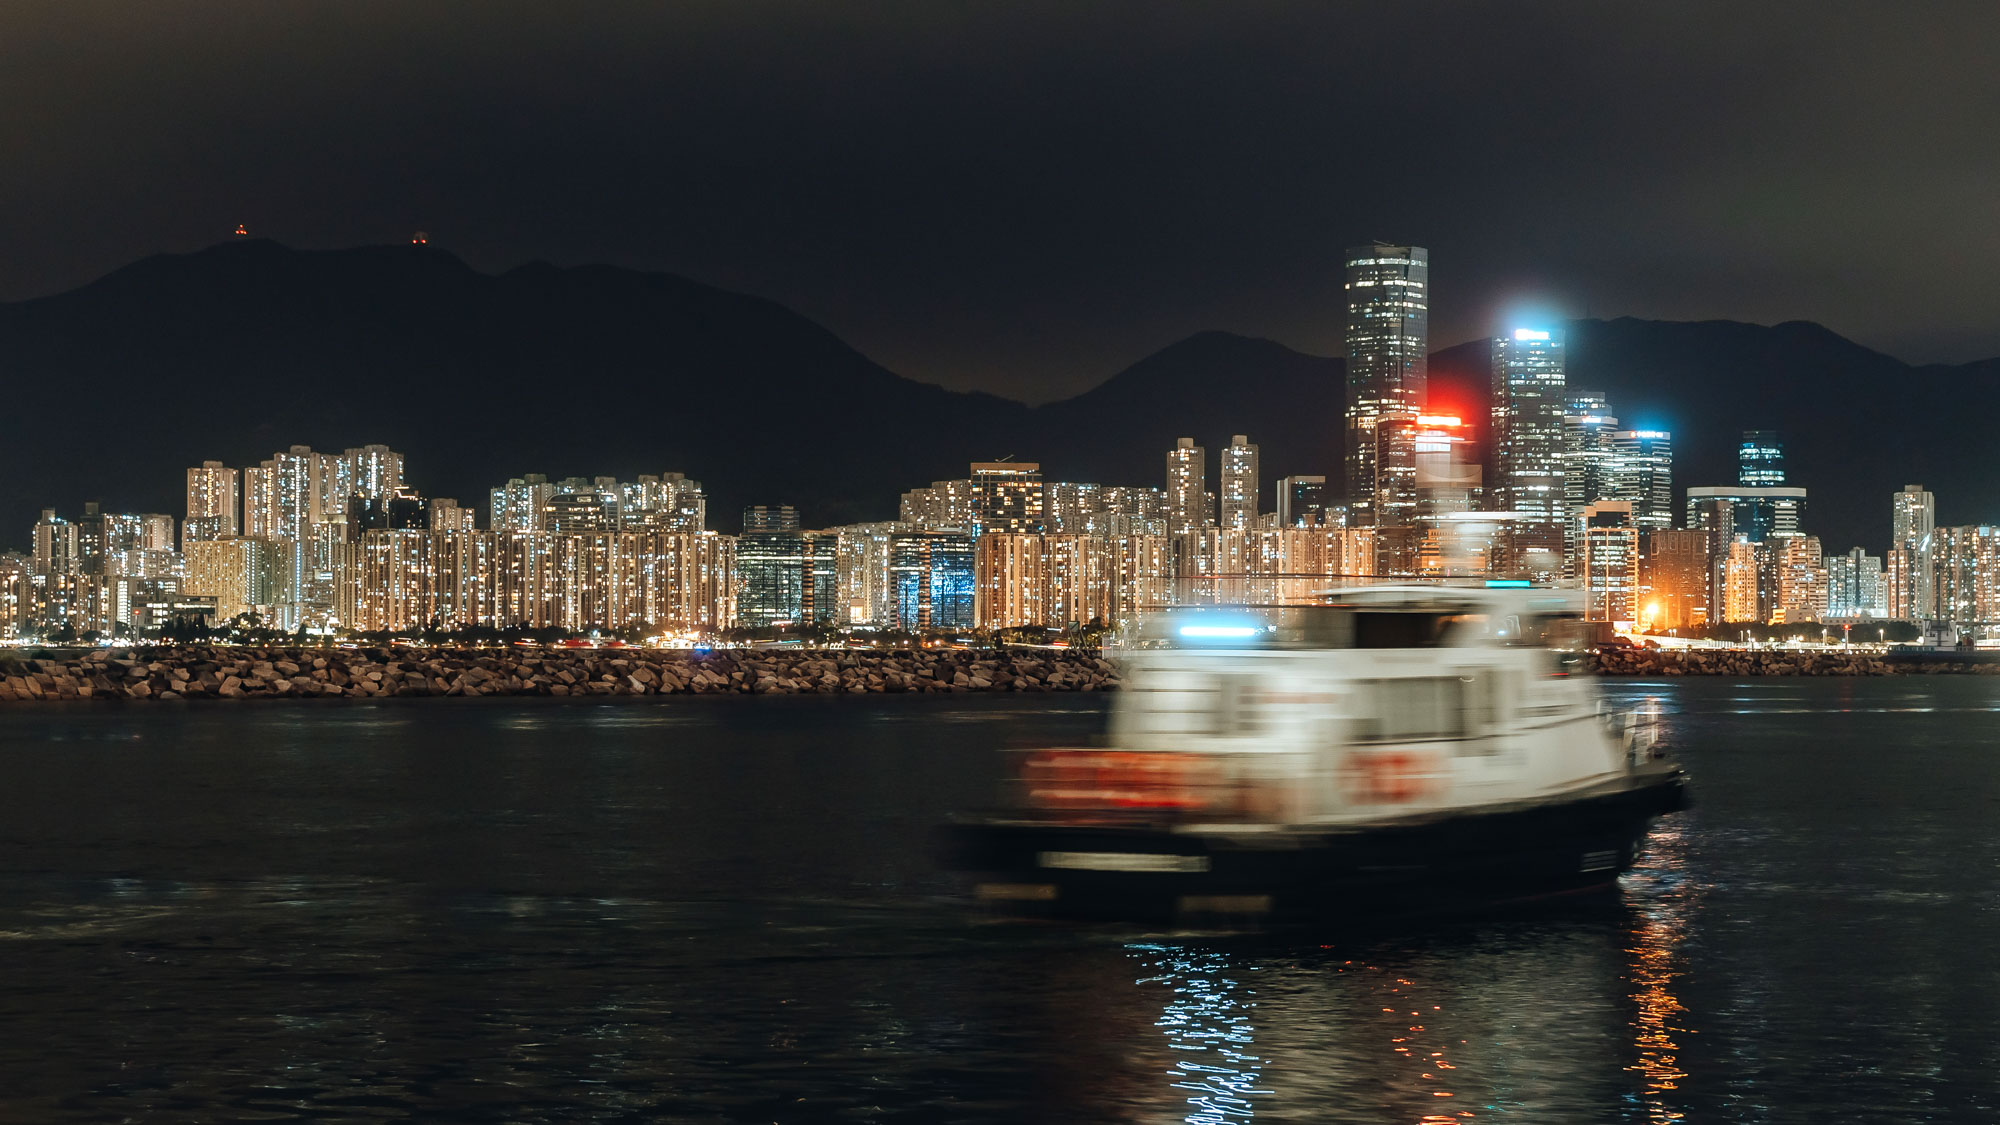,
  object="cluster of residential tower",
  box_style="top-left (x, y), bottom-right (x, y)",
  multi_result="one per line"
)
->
top-left (1, 244), bottom-right (1992, 643)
